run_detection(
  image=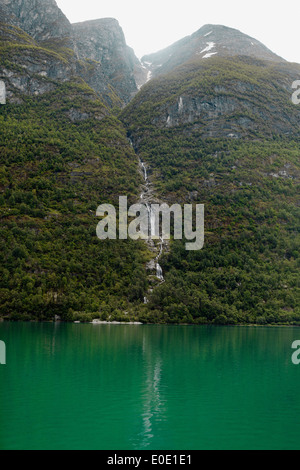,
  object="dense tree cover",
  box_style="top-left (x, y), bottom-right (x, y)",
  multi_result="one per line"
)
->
top-left (0, 83), bottom-right (152, 321)
top-left (121, 57), bottom-right (300, 325)
top-left (1, 47), bottom-right (299, 324)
